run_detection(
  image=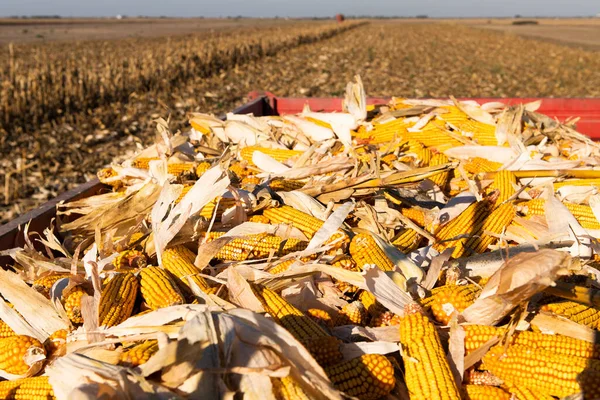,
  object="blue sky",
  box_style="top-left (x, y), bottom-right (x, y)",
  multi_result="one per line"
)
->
top-left (1, 0), bottom-right (598, 18)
